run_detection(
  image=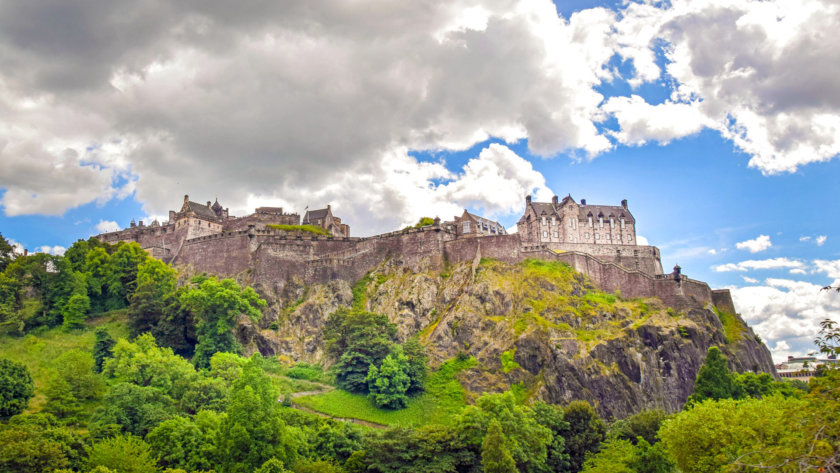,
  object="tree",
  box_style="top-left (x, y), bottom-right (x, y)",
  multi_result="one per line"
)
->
top-left (324, 309), bottom-right (396, 393)
top-left (91, 383), bottom-right (176, 437)
top-left (61, 293), bottom-right (91, 331)
top-left (688, 346), bottom-right (742, 404)
top-left (0, 232), bottom-right (15, 273)
top-left (0, 358), bottom-right (35, 418)
top-left (582, 438), bottom-right (675, 473)
top-left (145, 413), bottom-right (220, 472)
top-left (129, 258), bottom-right (178, 337)
top-left (0, 413), bottom-right (86, 472)
top-left (609, 409), bottom-right (669, 446)
top-left (44, 350), bottom-right (105, 420)
top-left (482, 419), bottom-right (518, 473)
top-left (85, 434), bottom-right (159, 473)
top-left (531, 401), bottom-right (570, 472)
top-left (104, 242), bottom-right (148, 310)
top-left (366, 346), bottom-right (411, 409)
top-left (254, 458), bottom-right (292, 473)
top-left (402, 337), bottom-right (428, 395)
top-left (179, 277), bottom-right (266, 369)
top-left (93, 328), bottom-right (117, 373)
top-left (214, 357), bottom-right (301, 473)
top-left (559, 400), bottom-right (606, 473)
